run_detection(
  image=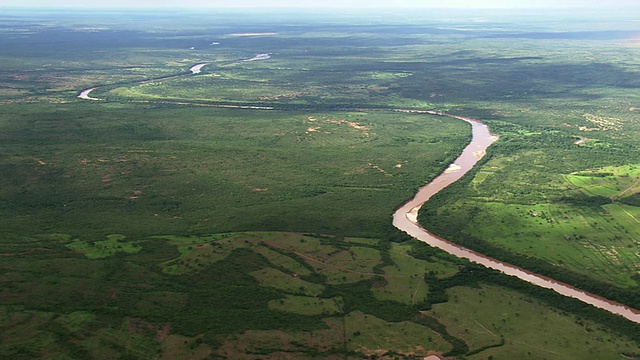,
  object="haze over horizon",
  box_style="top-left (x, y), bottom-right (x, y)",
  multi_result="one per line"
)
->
top-left (3, 0), bottom-right (640, 9)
